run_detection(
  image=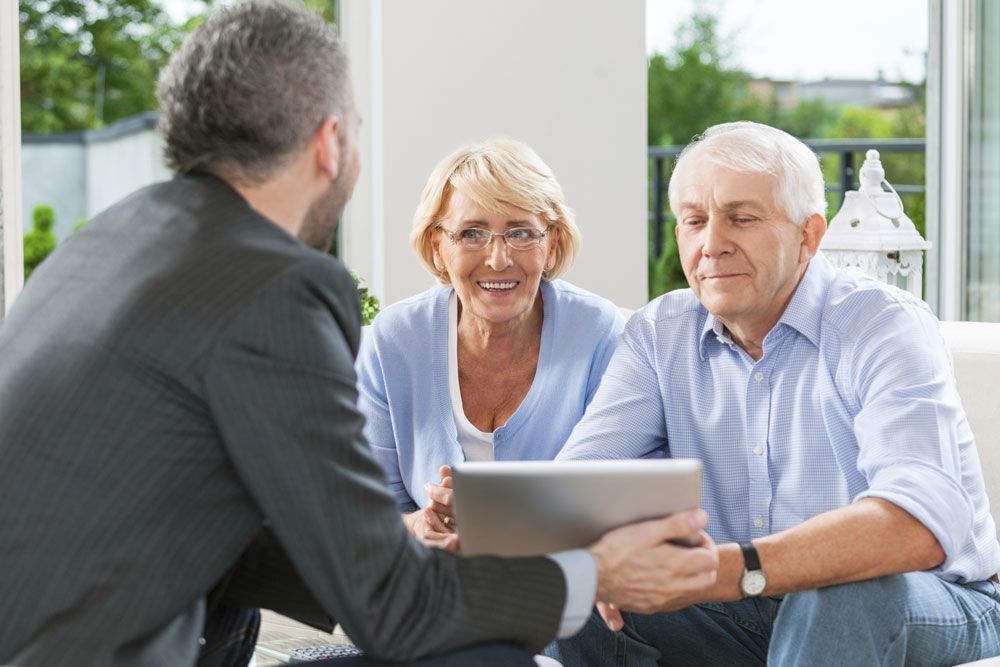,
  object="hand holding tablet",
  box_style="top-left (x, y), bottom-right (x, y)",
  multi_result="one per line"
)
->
top-left (452, 459), bottom-right (718, 621)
